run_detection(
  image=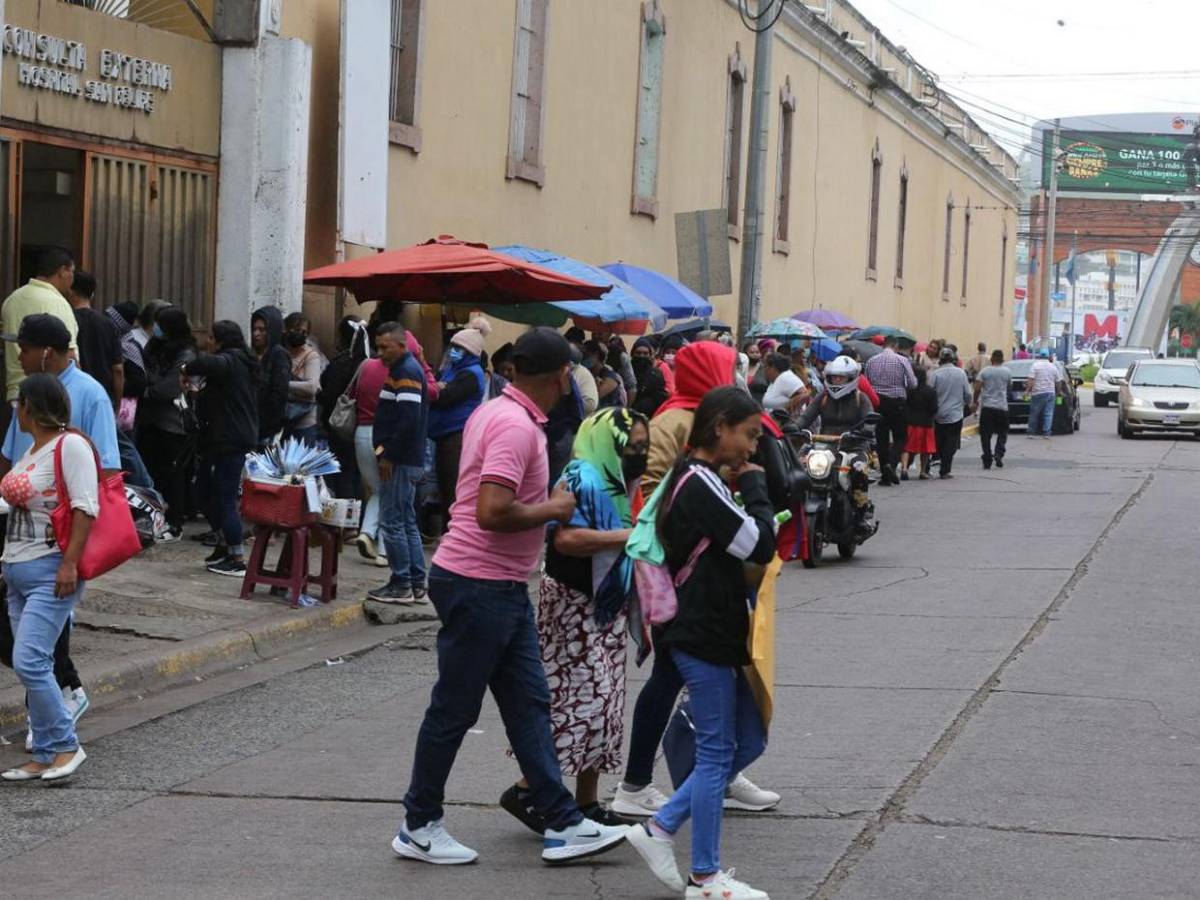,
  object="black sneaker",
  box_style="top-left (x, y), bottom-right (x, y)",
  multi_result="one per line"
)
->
top-left (205, 545), bottom-right (229, 564)
top-left (190, 530), bottom-right (218, 543)
top-left (366, 582), bottom-right (414, 604)
top-left (412, 584), bottom-right (427, 601)
top-left (208, 557), bottom-right (247, 577)
top-left (500, 783), bottom-right (546, 834)
top-left (995, 458), bottom-right (1004, 468)
top-left (579, 802), bottom-right (636, 827)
